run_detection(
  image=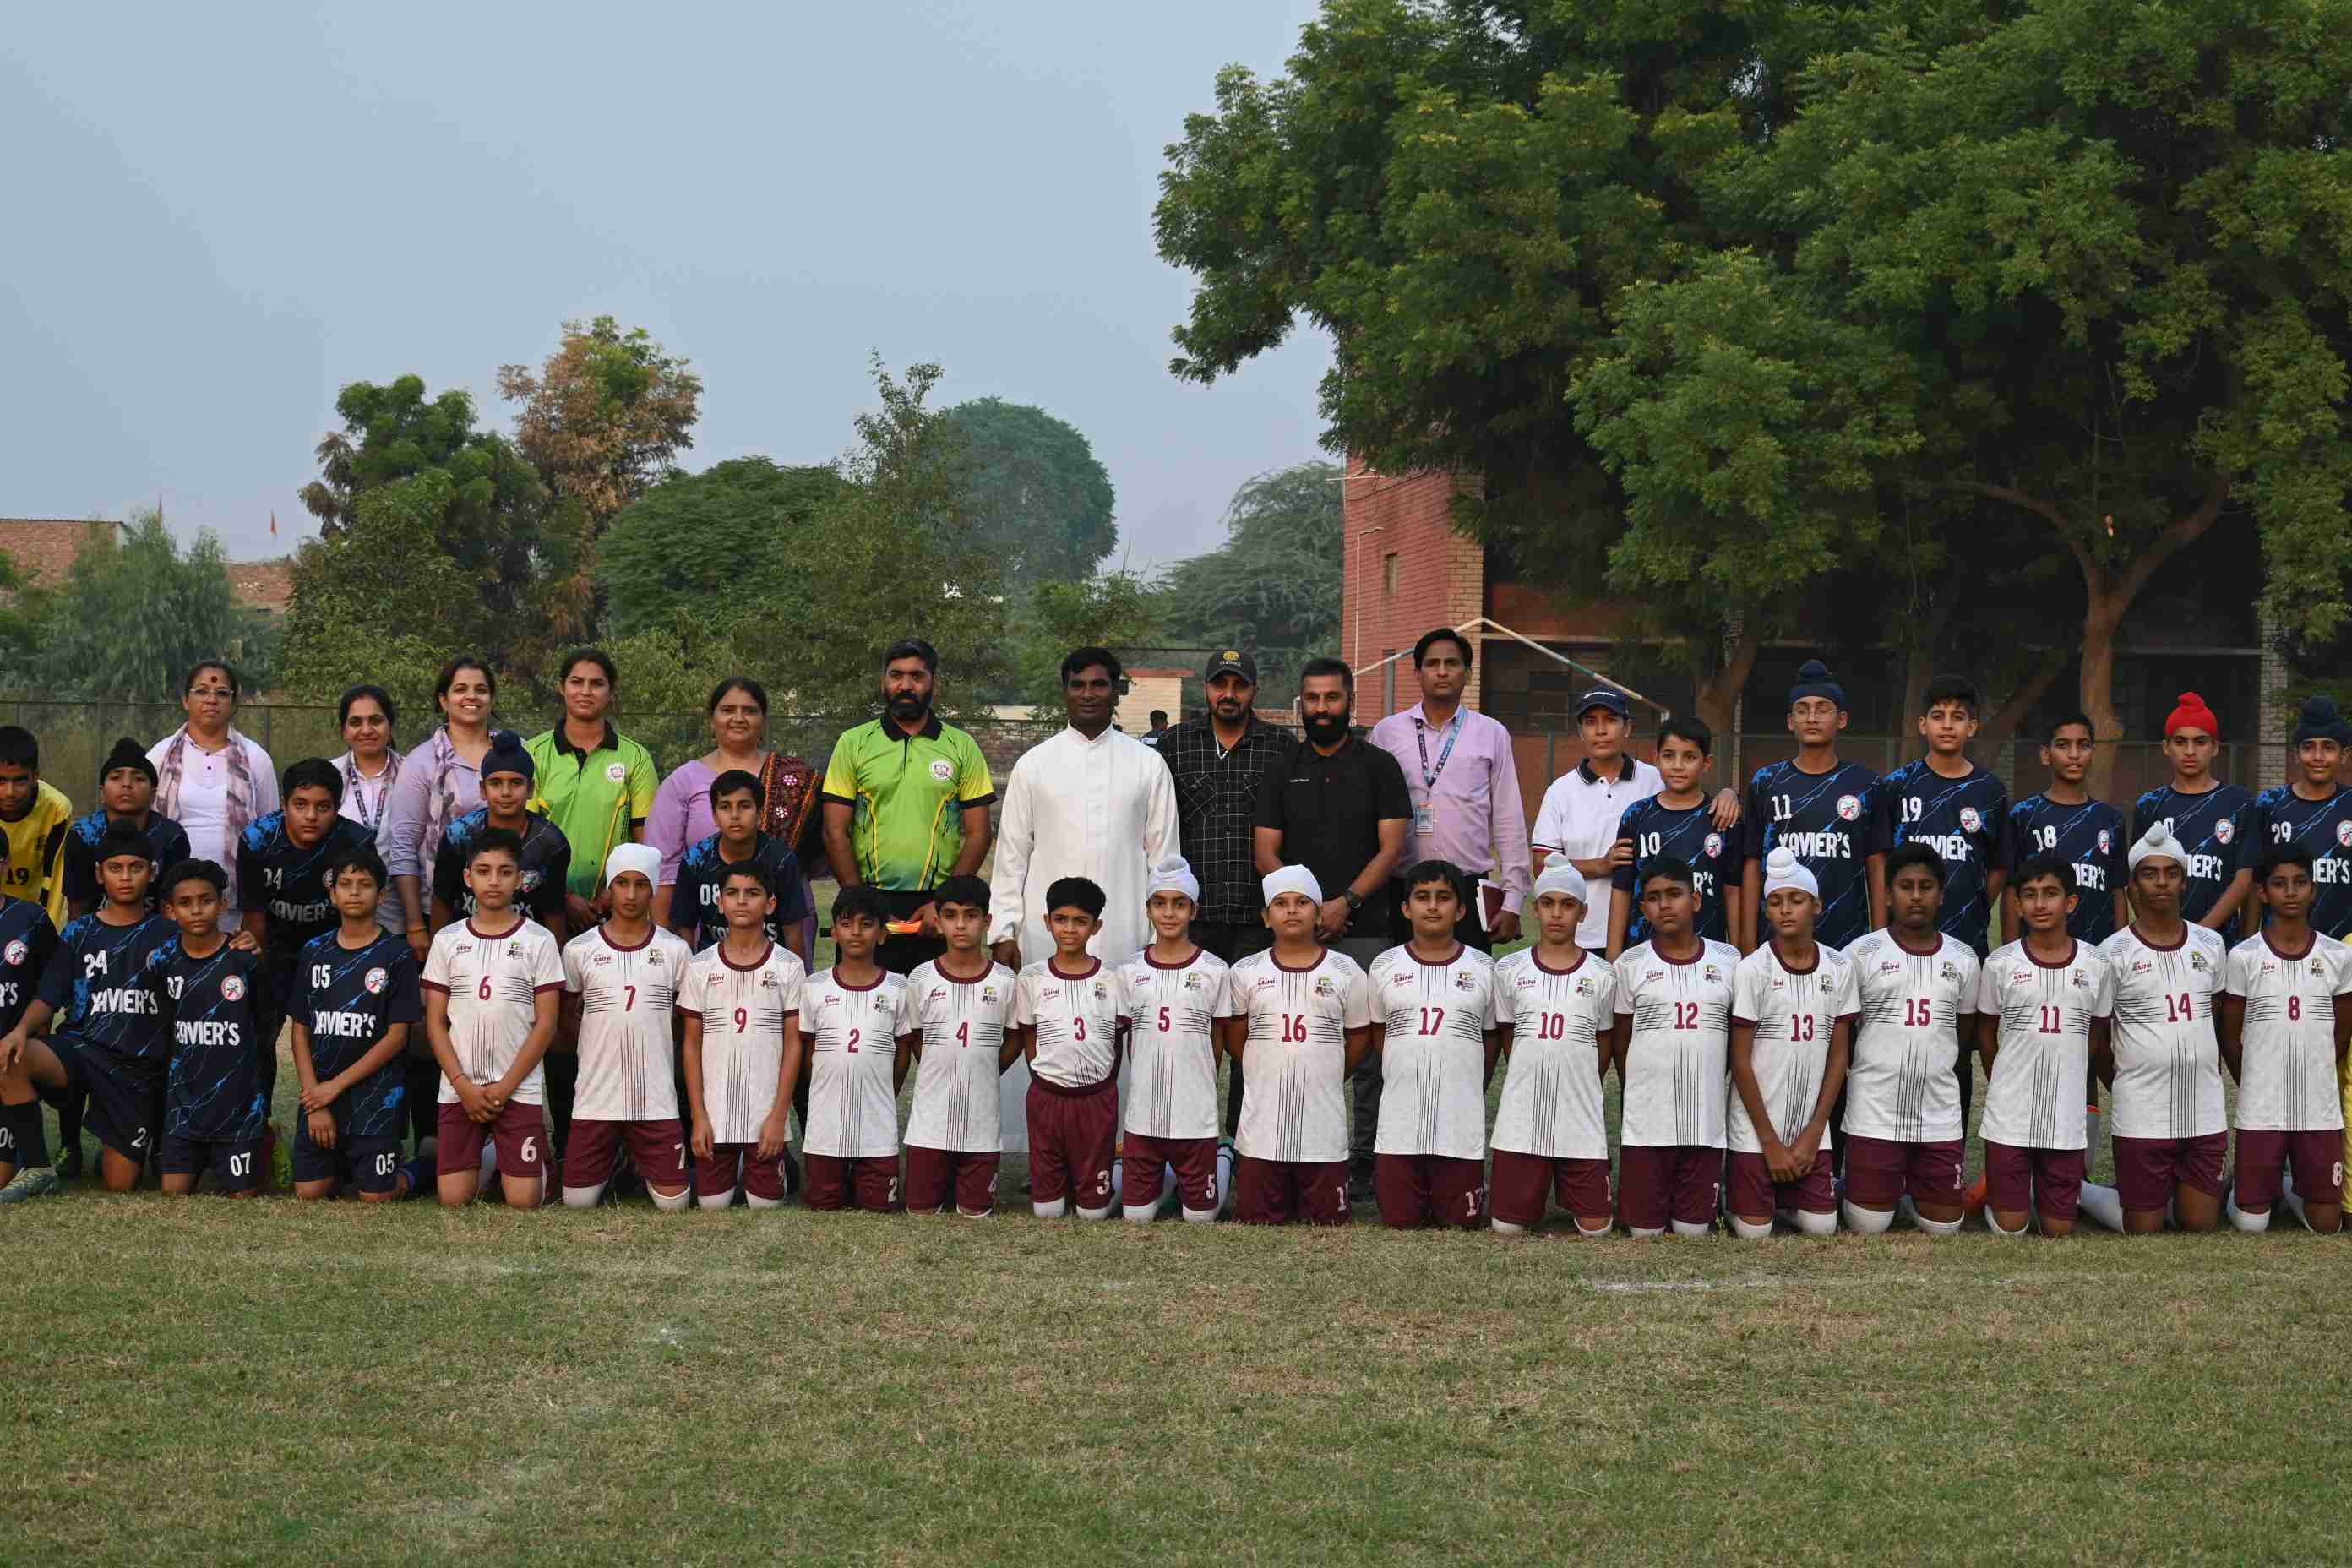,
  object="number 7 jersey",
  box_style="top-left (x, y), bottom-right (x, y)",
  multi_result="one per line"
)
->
top-left (564, 924), bottom-right (694, 1124)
